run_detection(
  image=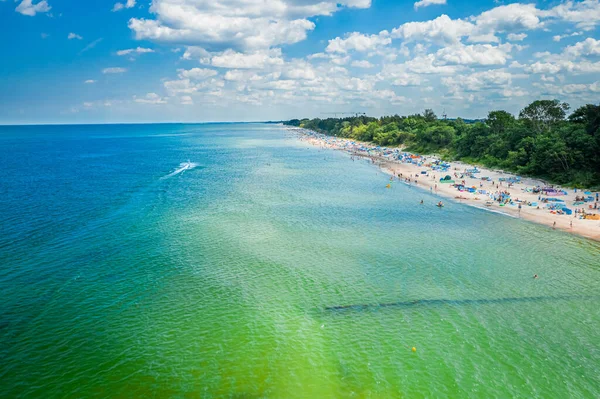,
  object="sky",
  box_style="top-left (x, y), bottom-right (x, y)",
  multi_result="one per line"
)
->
top-left (1, 0), bottom-right (599, 124)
